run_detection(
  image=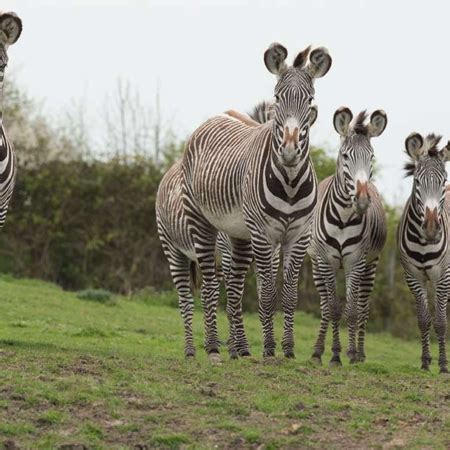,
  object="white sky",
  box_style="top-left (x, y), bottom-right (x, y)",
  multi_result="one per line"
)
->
top-left (2, 0), bottom-right (450, 204)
